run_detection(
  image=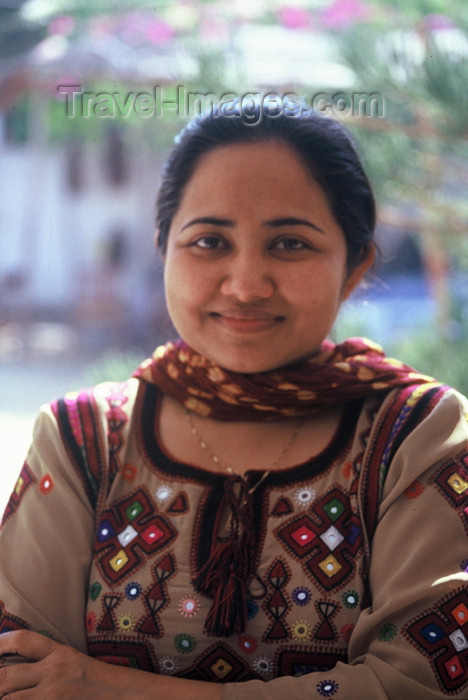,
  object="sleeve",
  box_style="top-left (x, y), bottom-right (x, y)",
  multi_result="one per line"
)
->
top-left (0, 402), bottom-right (97, 653)
top-left (222, 388), bottom-right (468, 700)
